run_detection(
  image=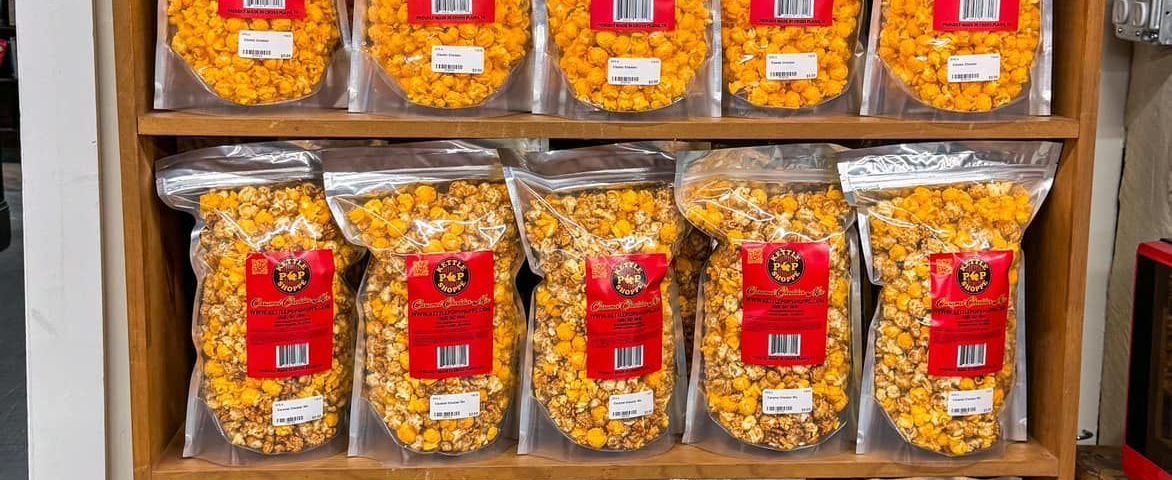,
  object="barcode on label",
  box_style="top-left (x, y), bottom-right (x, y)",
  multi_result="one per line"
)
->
top-left (243, 49), bottom-right (273, 57)
top-left (614, 345), bottom-right (644, 370)
top-left (957, 343), bottom-right (987, 368)
top-left (769, 70), bottom-right (800, 80)
top-left (437, 344), bottom-right (470, 369)
top-left (959, 0), bottom-right (1000, 21)
top-left (774, 0), bottom-right (814, 18)
top-left (952, 73), bottom-right (982, 81)
top-left (433, 0), bottom-right (473, 15)
top-left (768, 334), bottom-right (801, 357)
top-left (610, 76), bottom-right (640, 82)
top-left (433, 410), bottom-right (463, 418)
top-left (244, 0), bottom-right (287, 9)
top-left (276, 343), bottom-right (308, 368)
top-left (281, 415), bottom-right (304, 423)
top-left (765, 404), bottom-right (796, 413)
top-left (952, 407), bottom-right (978, 415)
top-left (613, 0), bottom-right (653, 23)
top-left (434, 64), bottom-right (463, 71)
